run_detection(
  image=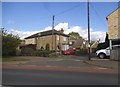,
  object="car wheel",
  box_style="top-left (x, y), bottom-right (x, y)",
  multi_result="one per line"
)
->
top-left (98, 53), bottom-right (106, 59)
